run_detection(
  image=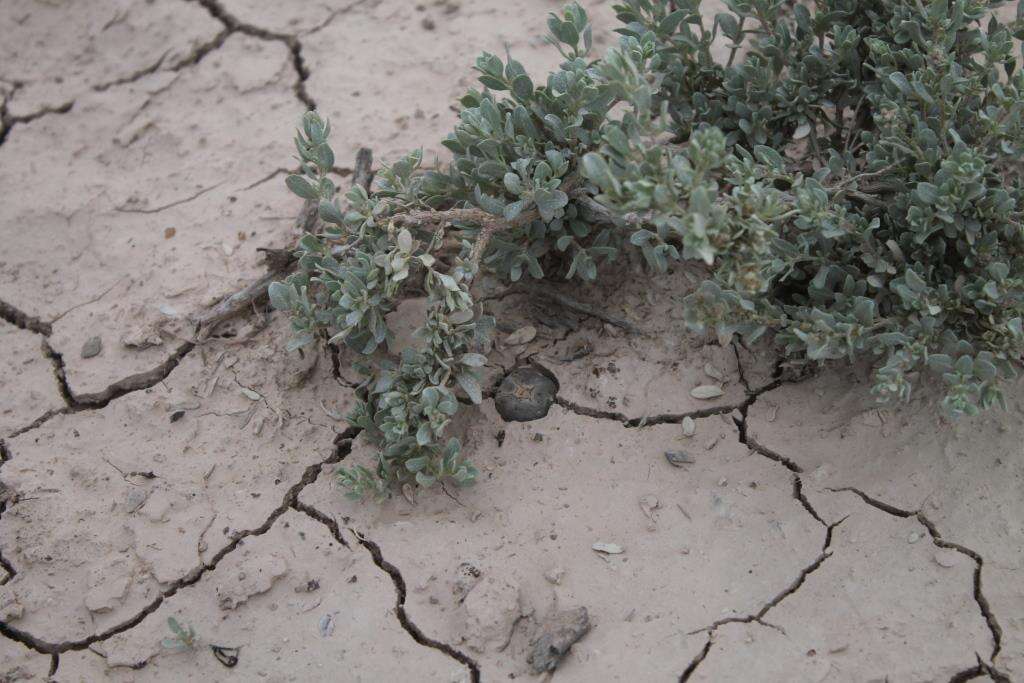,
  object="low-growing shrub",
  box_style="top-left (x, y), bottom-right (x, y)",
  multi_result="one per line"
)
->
top-left (271, 0), bottom-right (1024, 498)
